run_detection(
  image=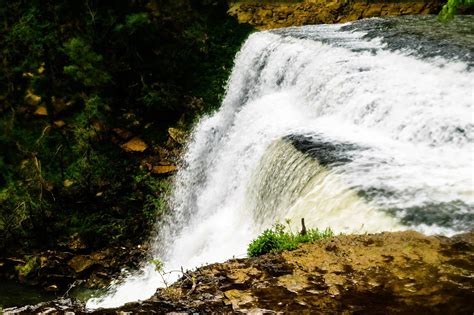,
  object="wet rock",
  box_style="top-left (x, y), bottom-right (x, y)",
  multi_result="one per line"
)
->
top-left (4, 298), bottom-right (85, 314)
top-left (68, 255), bottom-right (96, 274)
